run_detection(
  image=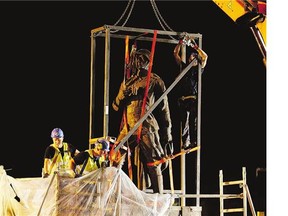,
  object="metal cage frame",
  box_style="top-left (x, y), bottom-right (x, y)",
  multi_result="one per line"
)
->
top-left (88, 24), bottom-right (203, 207)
